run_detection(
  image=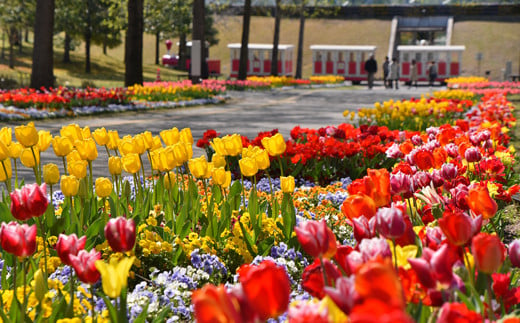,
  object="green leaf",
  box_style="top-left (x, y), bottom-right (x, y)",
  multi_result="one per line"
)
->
top-left (239, 221), bottom-right (257, 257)
top-left (100, 294), bottom-right (118, 323)
top-left (85, 217), bottom-right (106, 249)
top-left (133, 302), bottom-right (150, 323)
top-left (0, 202), bottom-right (13, 223)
